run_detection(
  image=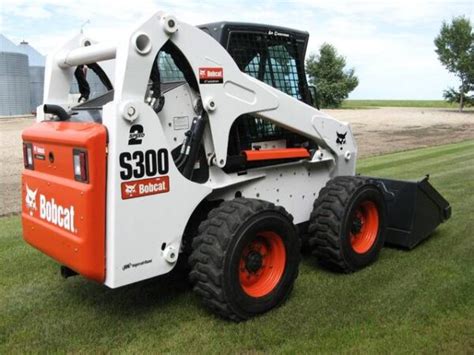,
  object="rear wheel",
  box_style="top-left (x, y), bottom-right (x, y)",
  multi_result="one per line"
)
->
top-left (308, 176), bottom-right (386, 272)
top-left (189, 198), bottom-right (300, 321)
